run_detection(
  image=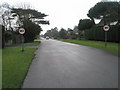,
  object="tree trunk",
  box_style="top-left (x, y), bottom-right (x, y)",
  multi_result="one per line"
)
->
top-left (2, 26), bottom-right (5, 48)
